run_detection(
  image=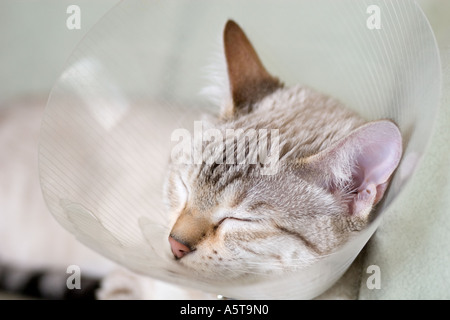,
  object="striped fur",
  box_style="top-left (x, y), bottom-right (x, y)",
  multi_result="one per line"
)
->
top-left (0, 262), bottom-right (99, 300)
